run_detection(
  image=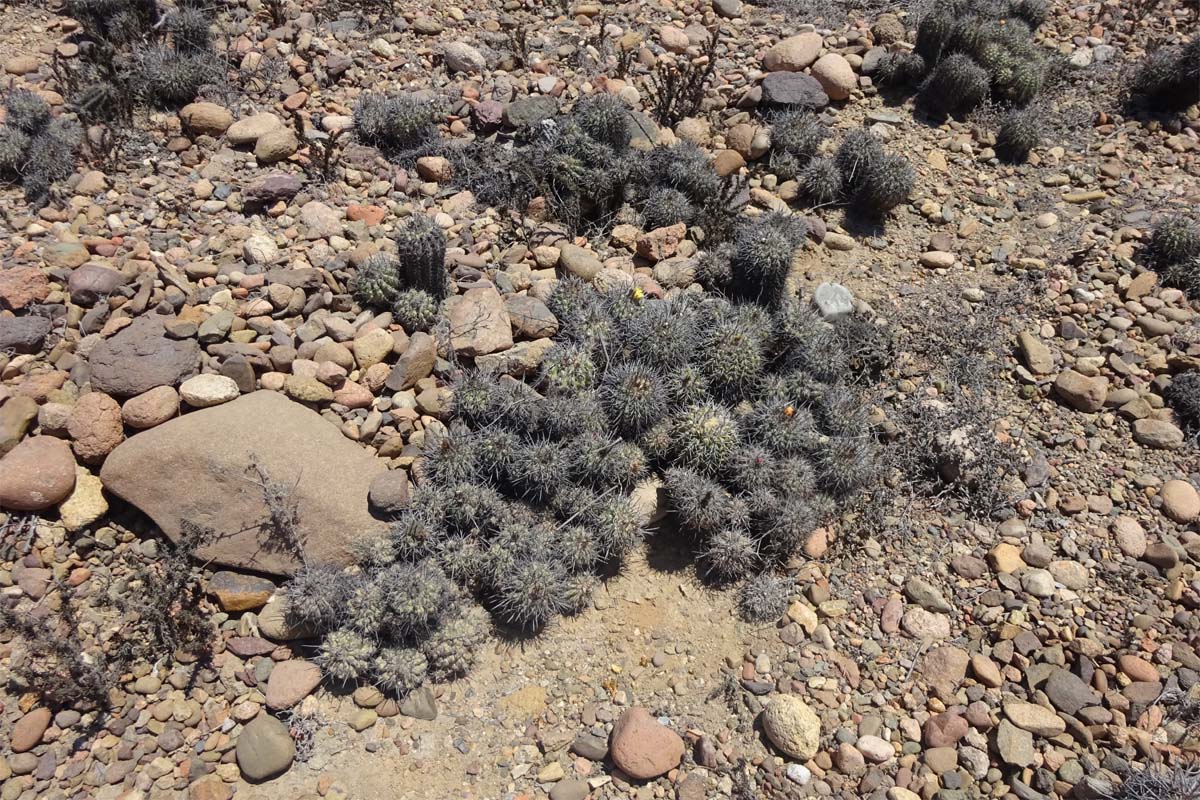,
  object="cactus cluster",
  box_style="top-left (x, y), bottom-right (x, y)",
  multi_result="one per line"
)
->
top-left (1130, 38), bottom-right (1200, 113)
top-left (1146, 217), bottom-right (1200, 297)
top-left (353, 93), bottom-right (439, 155)
top-left (1165, 372), bottom-right (1200, 437)
top-left (995, 105), bottom-right (1042, 163)
top-left (350, 215), bottom-right (449, 332)
top-left (62, 0), bottom-right (222, 117)
top-left (767, 110), bottom-right (827, 181)
top-left (0, 90), bottom-right (81, 209)
top-left (870, 1), bottom-right (1049, 120)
